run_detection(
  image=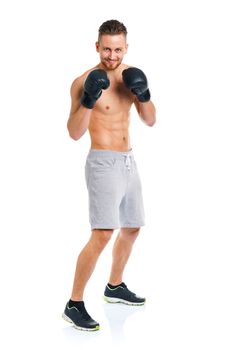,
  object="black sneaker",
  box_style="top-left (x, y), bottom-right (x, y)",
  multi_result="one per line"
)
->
top-left (104, 283), bottom-right (146, 305)
top-left (62, 301), bottom-right (100, 331)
